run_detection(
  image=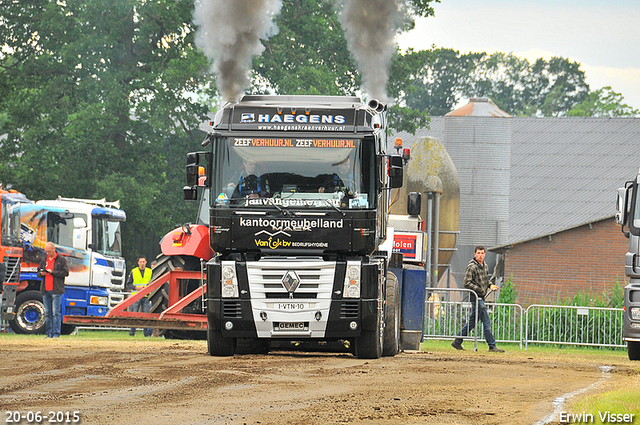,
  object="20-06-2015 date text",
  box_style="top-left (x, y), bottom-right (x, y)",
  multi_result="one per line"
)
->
top-left (5, 411), bottom-right (80, 424)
